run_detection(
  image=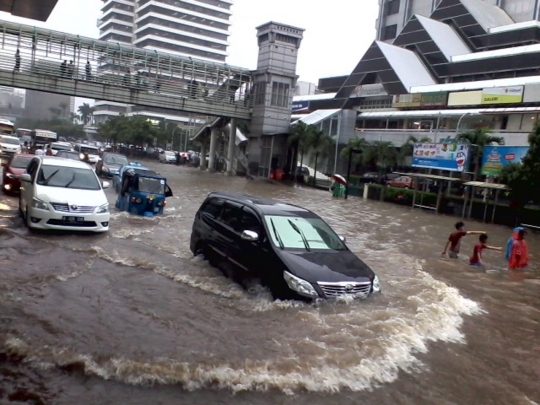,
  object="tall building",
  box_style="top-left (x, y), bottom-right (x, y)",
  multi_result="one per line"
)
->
top-left (24, 90), bottom-right (74, 121)
top-left (94, 0), bottom-right (233, 125)
top-left (376, 0), bottom-right (538, 42)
